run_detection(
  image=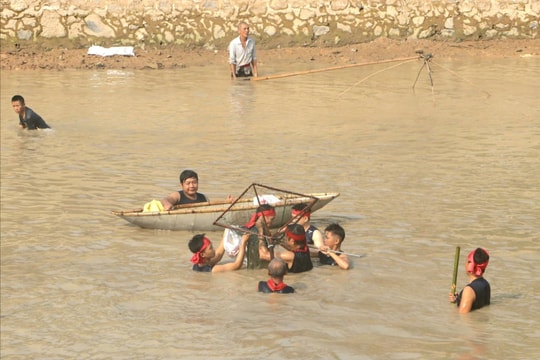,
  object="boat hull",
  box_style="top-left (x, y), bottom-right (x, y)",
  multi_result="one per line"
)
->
top-left (112, 192), bottom-right (339, 231)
